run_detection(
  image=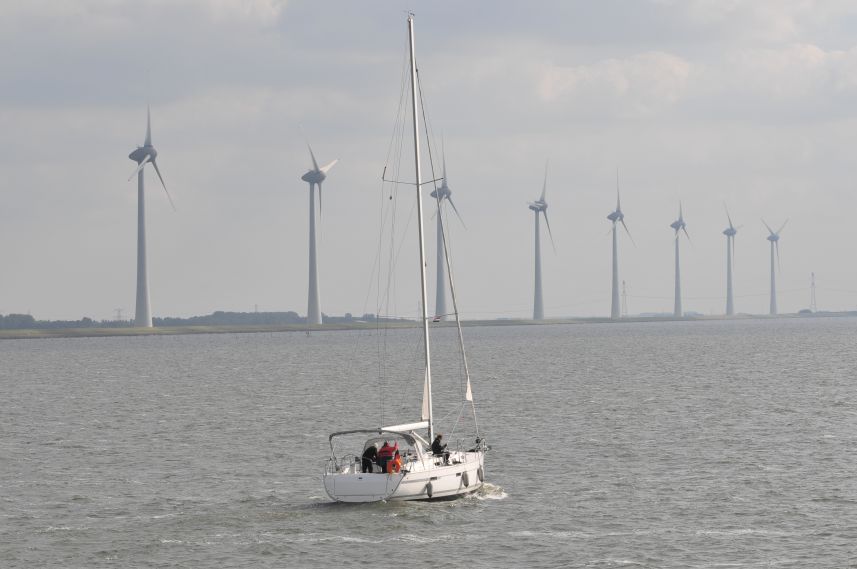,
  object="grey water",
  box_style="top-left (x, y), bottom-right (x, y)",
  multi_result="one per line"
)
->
top-left (2, 318), bottom-right (857, 568)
